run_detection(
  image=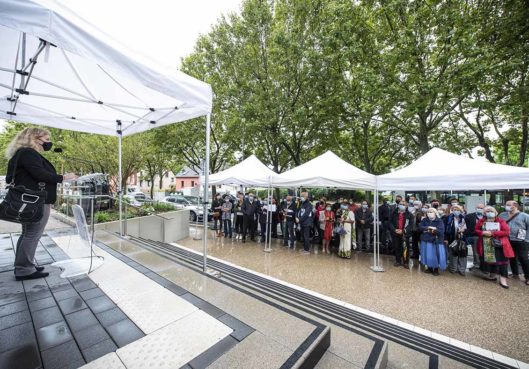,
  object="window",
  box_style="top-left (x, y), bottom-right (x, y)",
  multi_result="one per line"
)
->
top-left (176, 199), bottom-right (187, 204)
top-left (191, 181), bottom-right (195, 187)
top-left (167, 198), bottom-right (176, 203)
top-left (181, 181), bottom-right (184, 187)
top-left (171, 177), bottom-right (174, 183)
top-left (165, 172), bottom-right (169, 178)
